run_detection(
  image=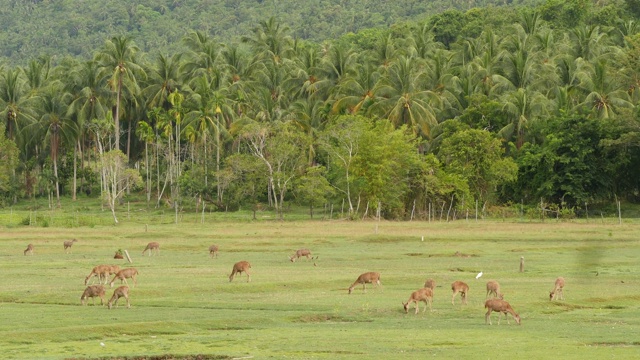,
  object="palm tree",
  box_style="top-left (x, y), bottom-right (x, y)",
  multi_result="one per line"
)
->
top-left (242, 17), bottom-right (293, 65)
top-left (370, 56), bottom-right (439, 138)
top-left (499, 88), bottom-right (549, 148)
top-left (95, 36), bottom-right (145, 155)
top-left (331, 62), bottom-right (380, 115)
top-left (28, 85), bottom-right (78, 207)
top-left (574, 58), bottom-right (633, 119)
top-left (0, 67), bottom-right (38, 145)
